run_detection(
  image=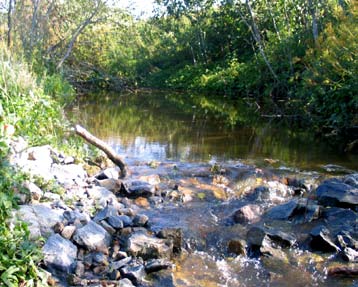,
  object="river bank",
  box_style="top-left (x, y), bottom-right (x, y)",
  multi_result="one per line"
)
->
top-left (7, 133), bottom-right (358, 286)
